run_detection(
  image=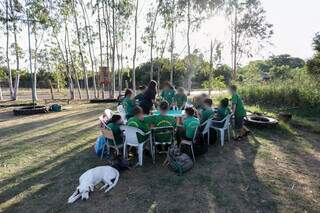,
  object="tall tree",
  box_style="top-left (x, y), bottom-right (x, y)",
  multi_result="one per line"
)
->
top-left (5, 0), bottom-right (14, 99)
top-left (132, 0), bottom-right (138, 94)
top-left (227, 0), bottom-right (273, 80)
